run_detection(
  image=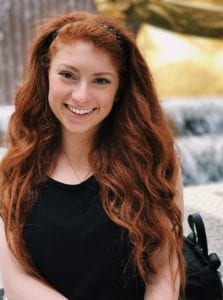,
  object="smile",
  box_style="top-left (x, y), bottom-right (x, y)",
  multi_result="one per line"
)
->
top-left (66, 104), bottom-right (95, 115)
